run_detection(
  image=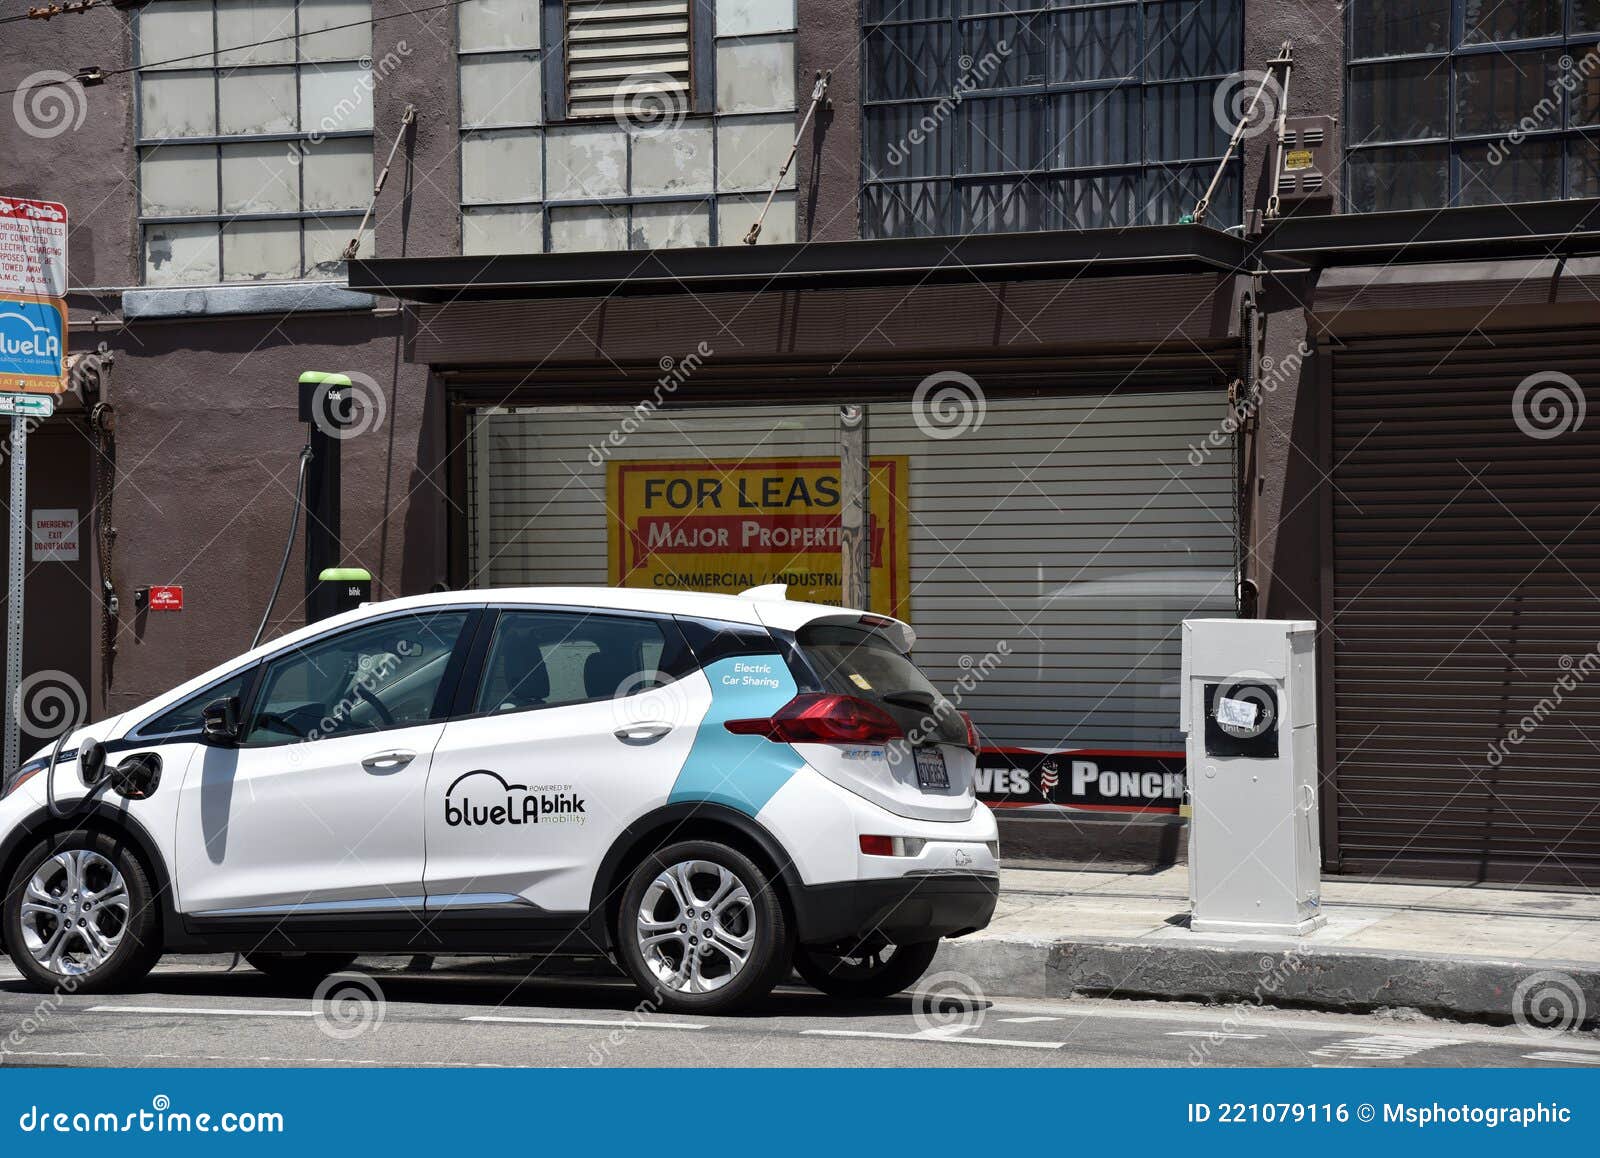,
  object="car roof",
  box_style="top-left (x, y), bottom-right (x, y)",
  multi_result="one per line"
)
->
top-left (93, 586), bottom-right (914, 748)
